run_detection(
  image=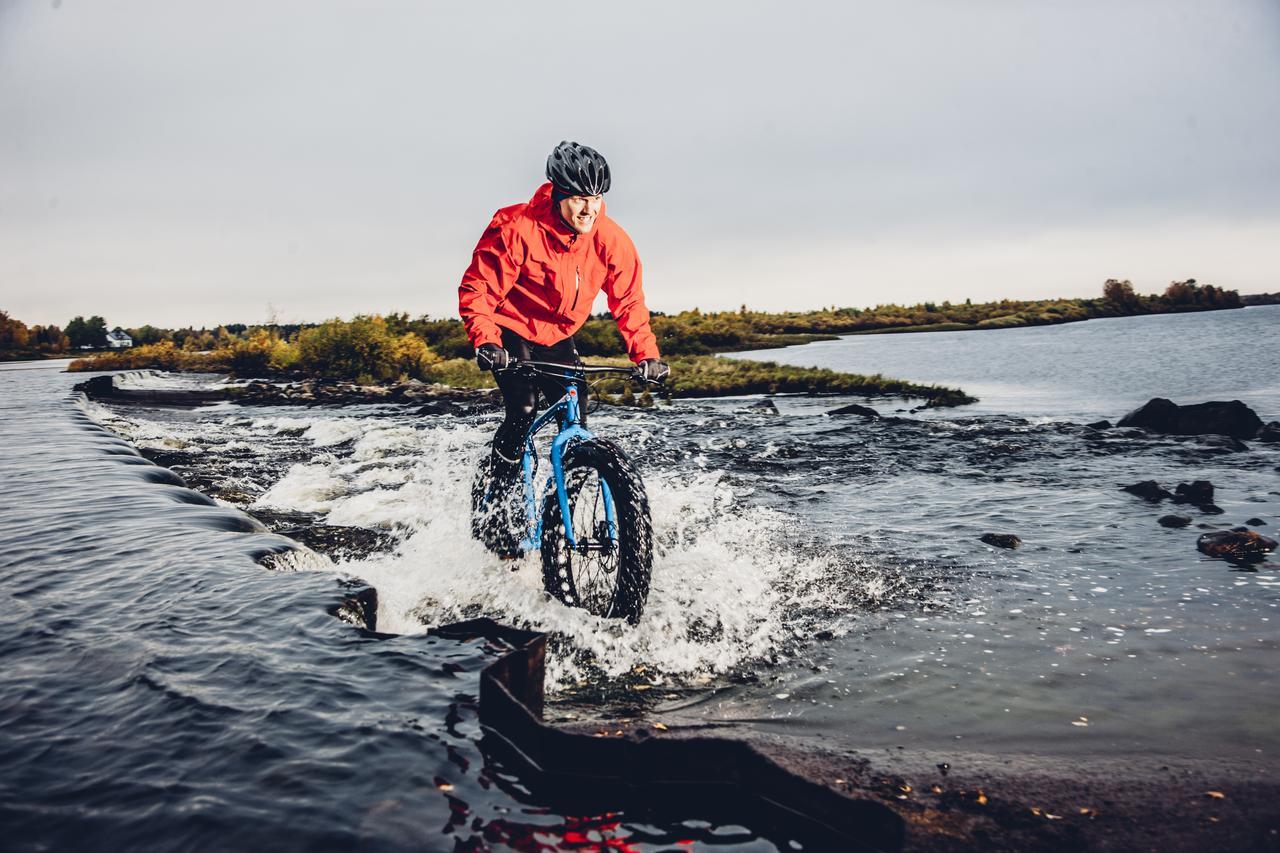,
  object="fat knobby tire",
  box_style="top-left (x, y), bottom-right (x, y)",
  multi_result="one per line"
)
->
top-left (540, 438), bottom-right (652, 624)
top-left (471, 454), bottom-right (521, 556)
